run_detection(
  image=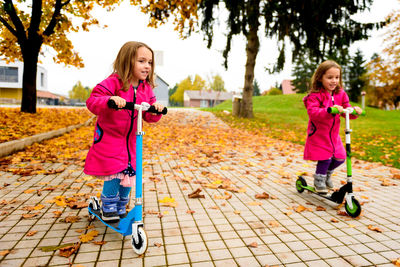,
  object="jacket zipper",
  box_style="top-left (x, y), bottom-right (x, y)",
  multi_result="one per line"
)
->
top-left (126, 83), bottom-right (138, 165)
top-left (329, 93), bottom-right (335, 156)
